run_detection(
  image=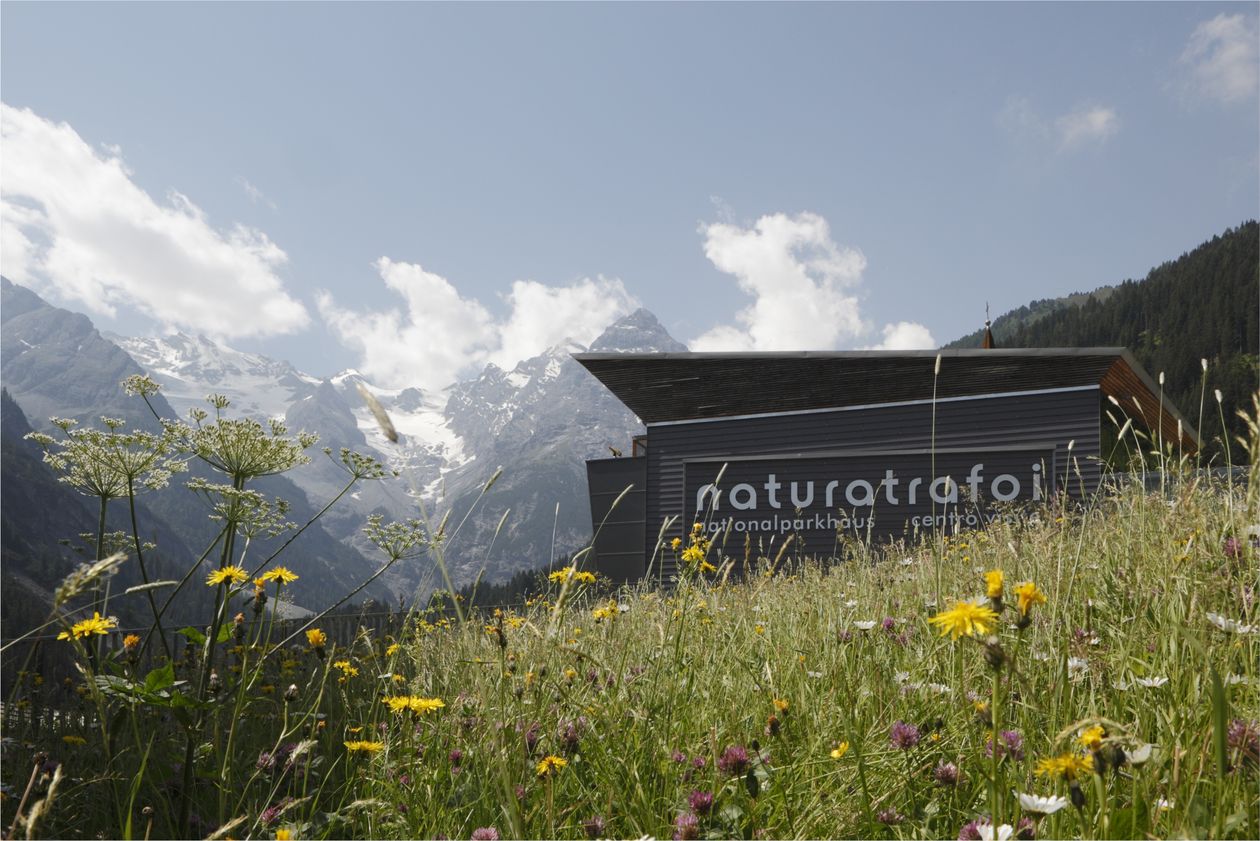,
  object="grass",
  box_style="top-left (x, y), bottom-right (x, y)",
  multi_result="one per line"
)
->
top-left (2, 382), bottom-right (1258, 840)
